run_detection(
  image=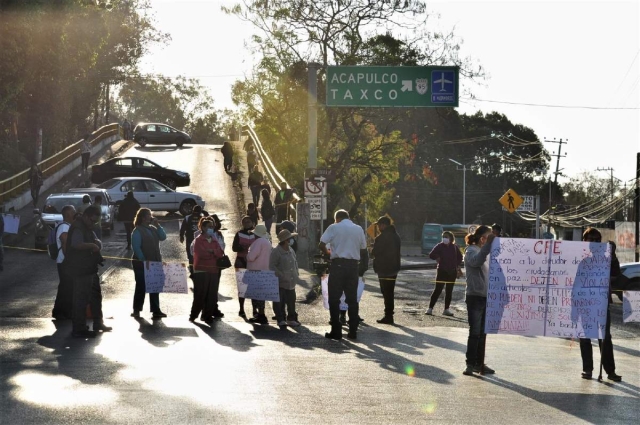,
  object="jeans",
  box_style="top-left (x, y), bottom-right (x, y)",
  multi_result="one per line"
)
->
top-left (72, 273), bottom-right (103, 332)
top-left (465, 295), bottom-right (487, 367)
top-left (273, 288), bottom-right (297, 322)
top-left (264, 217), bottom-right (273, 234)
top-left (250, 186), bottom-right (261, 205)
top-left (185, 238), bottom-right (194, 271)
top-left (133, 263), bottom-right (160, 313)
top-left (579, 308), bottom-right (616, 374)
top-left (378, 275), bottom-right (397, 317)
top-left (124, 222), bottom-right (134, 247)
top-left (328, 259), bottom-right (359, 333)
top-left (81, 152), bottom-right (90, 171)
top-left (53, 262), bottom-right (74, 318)
top-left (190, 272), bottom-right (221, 321)
top-left (429, 269), bottom-right (457, 309)
top-left (31, 186), bottom-right (40, 206)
